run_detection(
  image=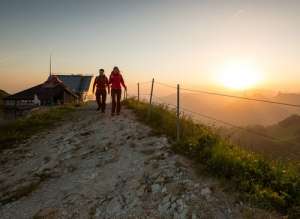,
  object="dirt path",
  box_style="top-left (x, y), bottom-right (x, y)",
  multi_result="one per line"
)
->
top-left (0, 103), bottom-right (279, 219)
